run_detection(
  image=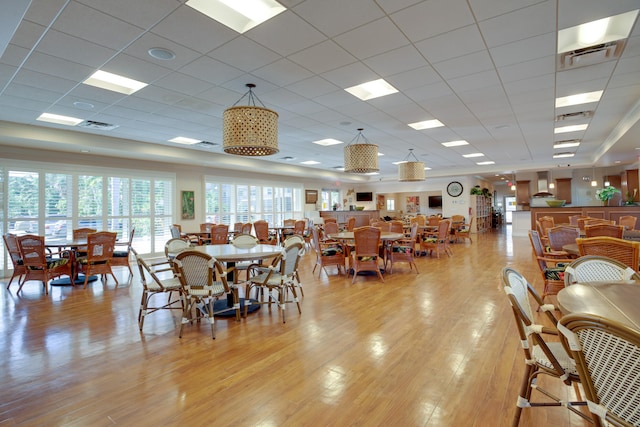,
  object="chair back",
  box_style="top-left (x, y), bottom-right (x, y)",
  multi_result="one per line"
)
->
top-left (576, 236), bottom-right (640, 271)
top-left (170, 225), bottom-right (181, 239)
top-left (241, 222), bottom-right (252, 235)
top-left (73, 227), bottom-right (96, 252)
top-left (164, 238), bottom-right (191, 259)
top-left (451, 215), bottom-right (465, 228)
top-left (353, 226), bottom-right (381, 257)
top-left (408, 222), bottom-right (419, 241)
top-left (547, 225), bottom-right (579, 251)
top-left (619, 215), bottom-right (637, 230)
top-left (173, 250), bottom-right (215, 289)
top-left (284, 235), bottom-right (305, 249)
top-left (233, 222), bottom-right (243, 233)
top-left (373, 221), bottom-right (391, 231)
top-left (437, 219), bottom-right (450, 240)
top-left (283, 219), bottom-right (296, 228)
top-left (528, 230), bottom-right (550, 271)
top-left (416, 215), bottom-right (427, 226)
top-left (537, 216), bottom-right (555, 237)
top-left (390, 220), bottom-right (404, 233)
top-left (324, 222), bottom-right (339, 235)
top-left (200, 223), bottom-right (215, 233)
top-left (232, 234), bottom-right (259, 248)
top-left (253, 220), bottom-right (275, 244)
top-left (293, 220), bottom-right (306, 236)
top-left (559, 314), bottom-right (640, 427)
top-left (568, 215), bottom-right (584, 226)
top-left (346, 217), bottom-right (356, 231)
top-left (324, 217), bottom-right (337, 224)
top-left (427, 216), bottom-right (439, 226)
top-left (16, 234), bottom-right (47, 268)
top-left (209, 224), bottom-right (229, 245)
top-left (564, 255), bottom-right (640, 286)
top-left (86, 231), bottom-right (117, 263)
top-left (3, 233), bottom-right (23, 267)
top-left (279, 242), bottom-right (303, 278)
top-left (585, 224), bottom-right (624, 238)
top-left (134, 248), bottom-right (176, 291)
